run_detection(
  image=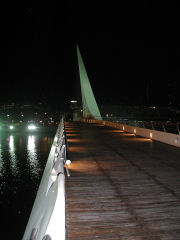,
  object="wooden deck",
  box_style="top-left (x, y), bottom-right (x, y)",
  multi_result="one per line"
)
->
top-left (65, 121), bottom-right (180, 240)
